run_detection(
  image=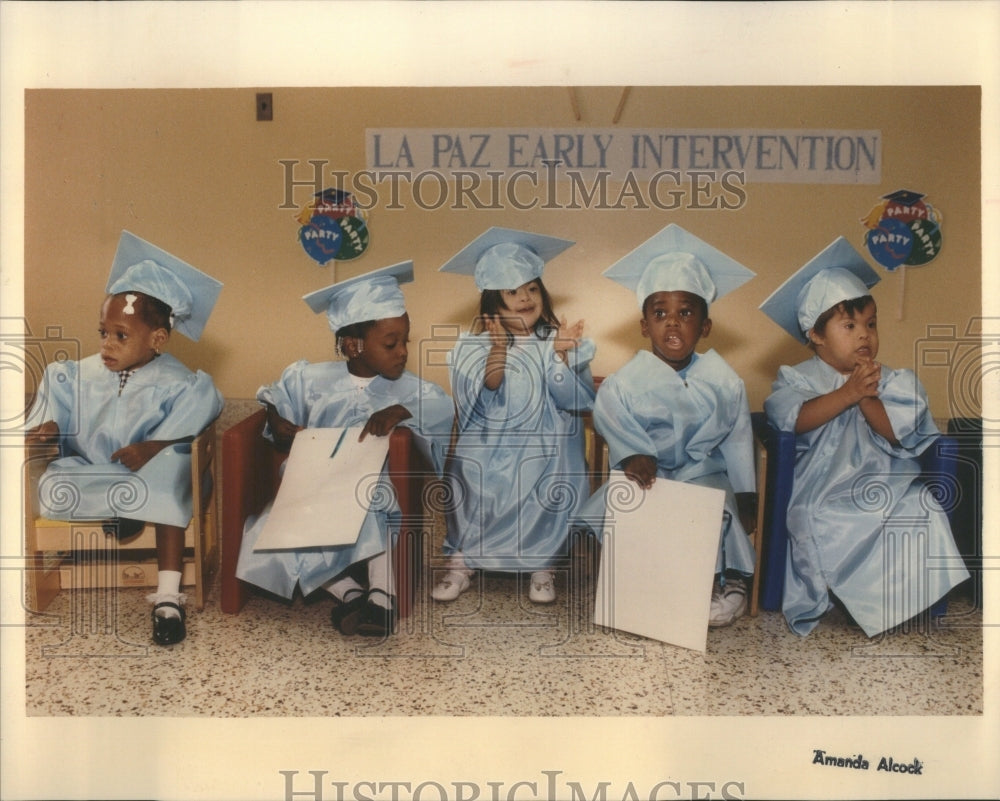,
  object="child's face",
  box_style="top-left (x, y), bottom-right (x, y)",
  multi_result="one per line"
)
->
top-left (497, 280), bottom-right (543, 335)
top-left (809, 301), bottom-right (879, 374)
top-left (349, 314), bottom-right (410, 380)
top-left (640, 290), bottom-right (711, 371)
top-left (98, 294), bottom-right (167, 373)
